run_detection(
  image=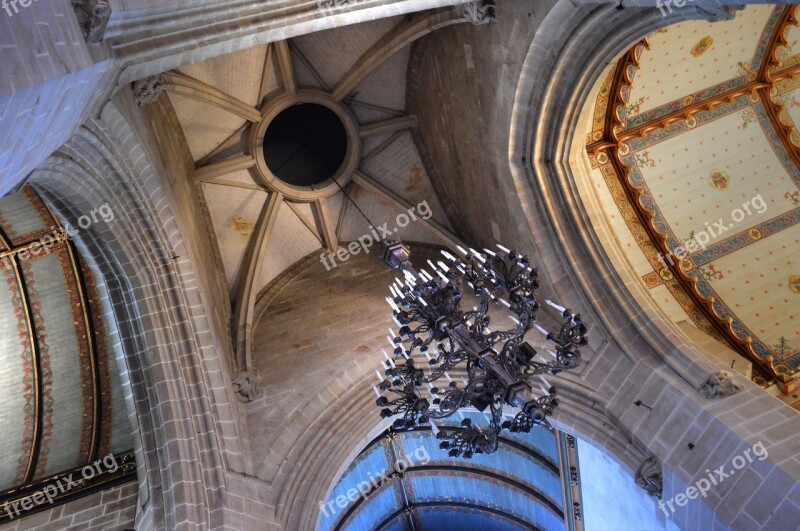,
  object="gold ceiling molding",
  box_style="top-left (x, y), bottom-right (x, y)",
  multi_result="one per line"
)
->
top-left (585, 24), bottom-right (800, 383)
